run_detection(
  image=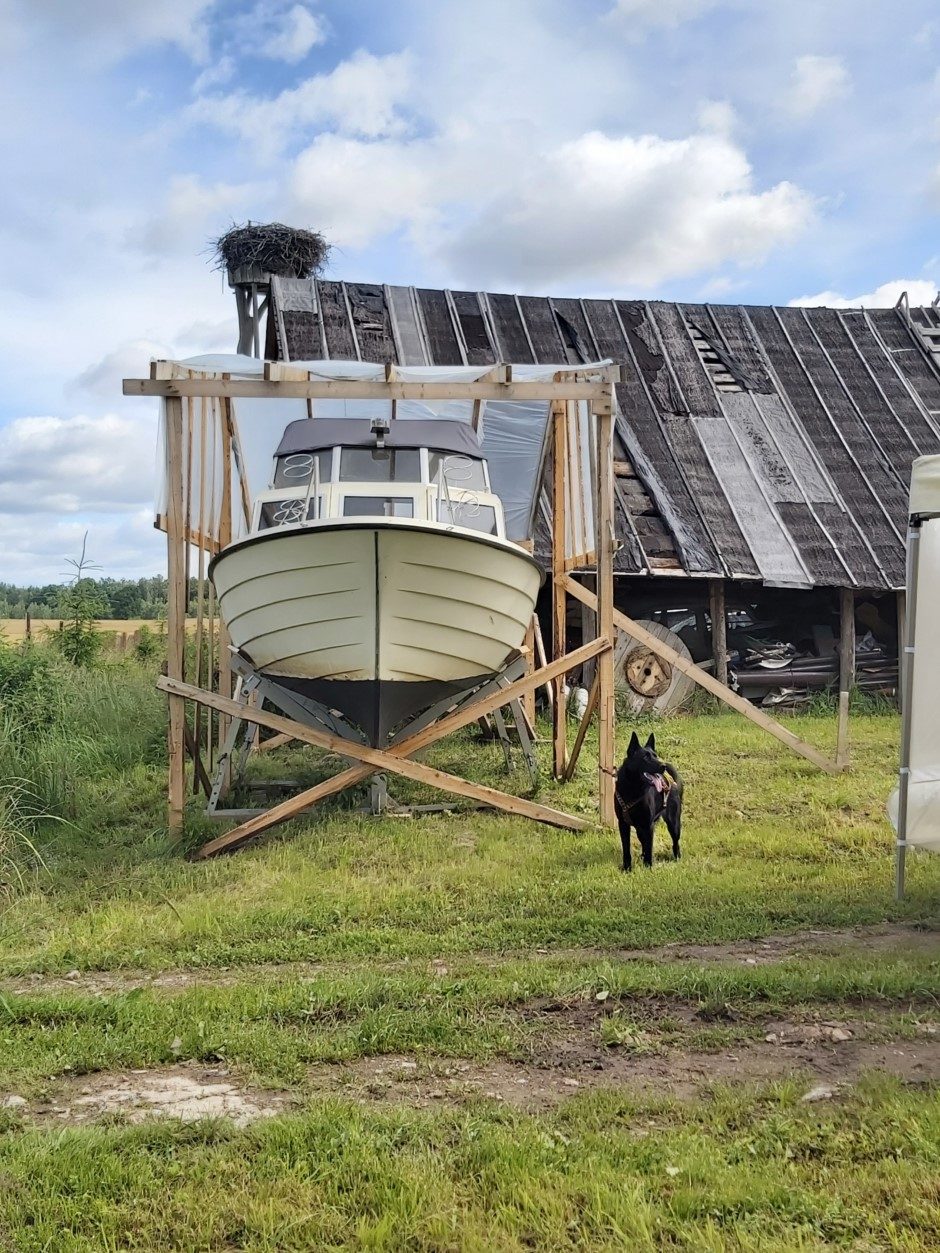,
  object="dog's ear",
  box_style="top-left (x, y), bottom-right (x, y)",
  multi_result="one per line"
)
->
top-left (627, 731), bottom-right (640, 755)
top-left (645, 732), bottom-right (656, 752)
